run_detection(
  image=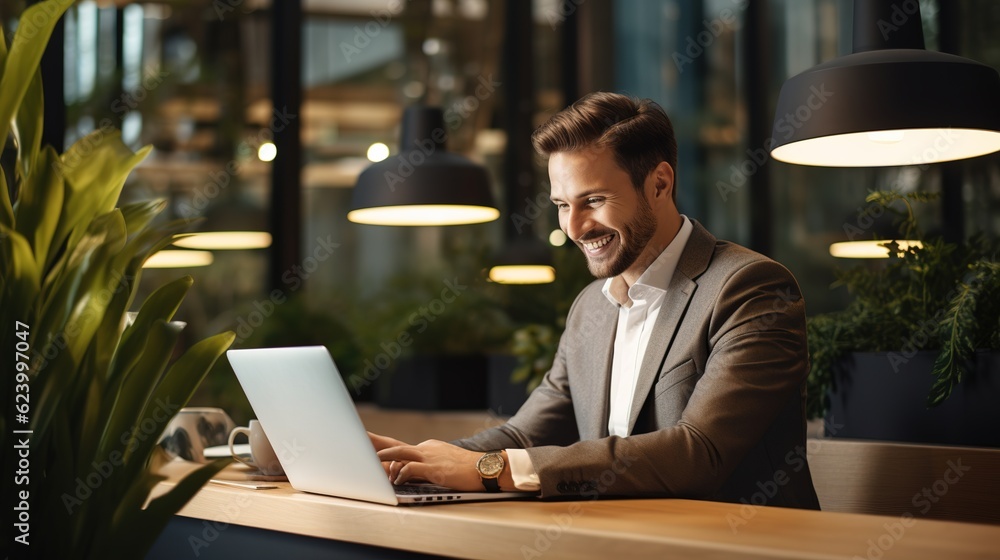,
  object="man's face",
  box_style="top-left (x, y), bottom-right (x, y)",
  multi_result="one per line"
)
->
top-left (549, 147), bottom-right (657, 279)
